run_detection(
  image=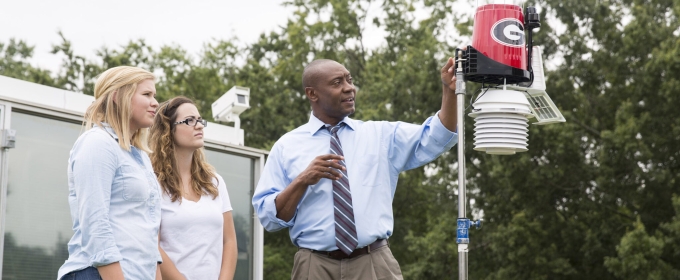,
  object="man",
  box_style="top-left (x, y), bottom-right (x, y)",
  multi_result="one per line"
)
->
top-left (252, 58), bottom-right (459, 279)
